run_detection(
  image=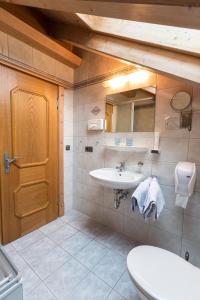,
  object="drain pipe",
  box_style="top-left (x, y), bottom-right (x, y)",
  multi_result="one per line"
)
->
top-left (113, 189), bottom-right (129, 209)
